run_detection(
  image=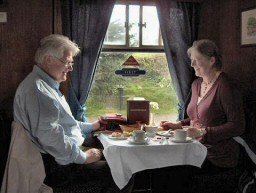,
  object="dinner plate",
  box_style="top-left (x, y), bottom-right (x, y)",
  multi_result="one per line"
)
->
top-left (156, 130), bottom-right (174, 137)
top-left (108, 135), bottom-right (128, 140)
top-left (128, 137), bottom-right (149, 145)
top-left (170, 137), bottom-right (193, 143)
